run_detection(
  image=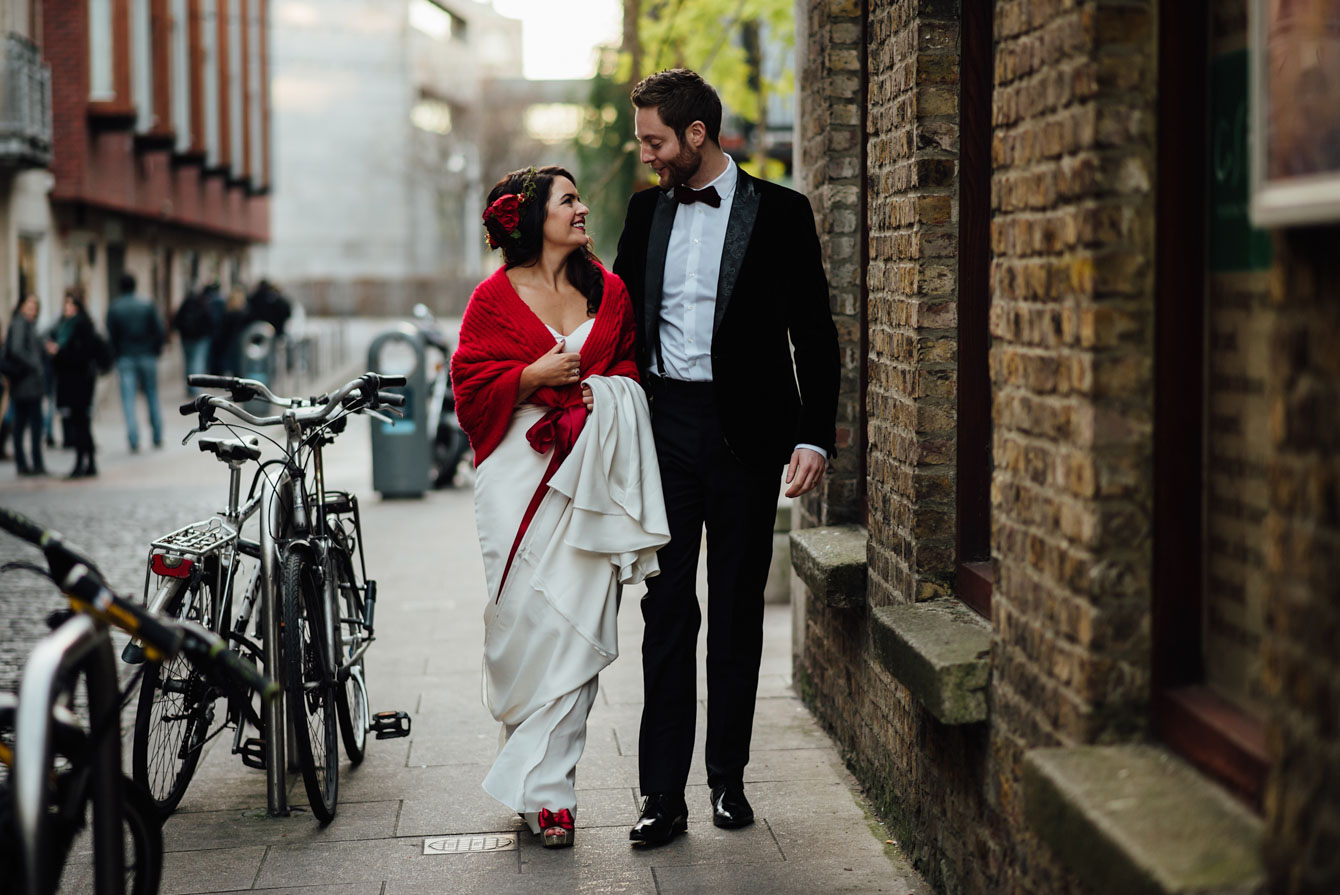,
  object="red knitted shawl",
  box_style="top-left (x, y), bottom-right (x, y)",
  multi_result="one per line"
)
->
top-left (452, 264), bottom-right (639, 466)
